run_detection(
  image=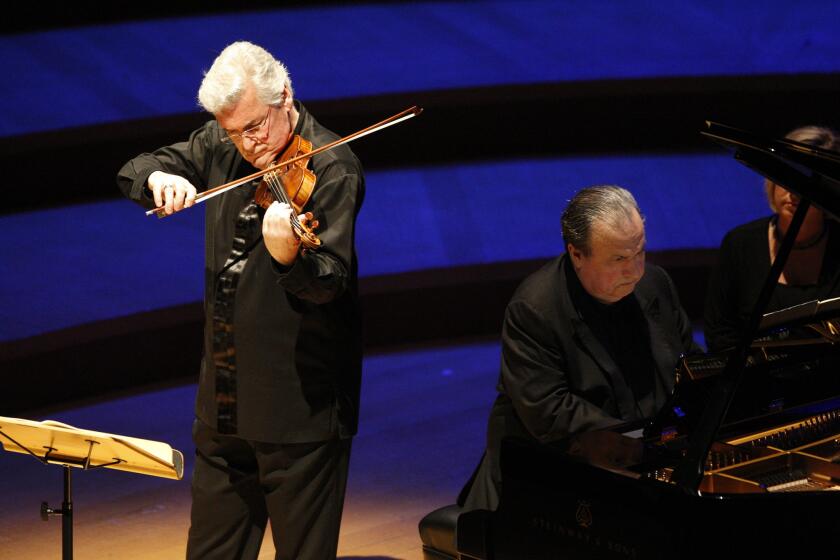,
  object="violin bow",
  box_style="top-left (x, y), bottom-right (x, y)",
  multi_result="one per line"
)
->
top-left (146, 105), bottom-right (423, 217)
